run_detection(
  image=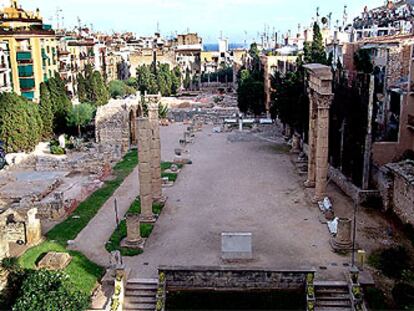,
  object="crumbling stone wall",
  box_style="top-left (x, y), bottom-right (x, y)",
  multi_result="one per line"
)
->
top-left (95, 97), bottom-right (142, 154)
top-left (0, 207), bottom-right (42, 260)
top-left (377, 160), bottom-right (414, 225)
